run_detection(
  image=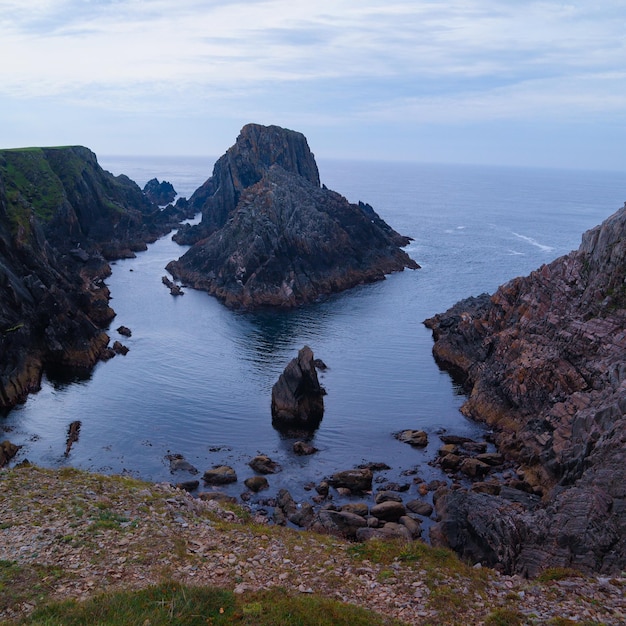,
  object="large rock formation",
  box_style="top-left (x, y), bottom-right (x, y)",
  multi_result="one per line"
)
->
top-left (0, 146), bottom-right (190, 411)
top-left (424, 203), bottom-right (626, 576)
top-left (271, 346), bottom-right (325, 433)
top-left (167, 124), bottom-right (418, 309)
